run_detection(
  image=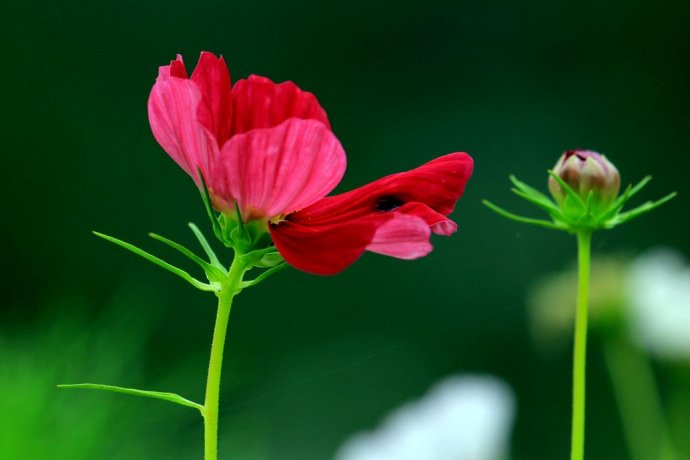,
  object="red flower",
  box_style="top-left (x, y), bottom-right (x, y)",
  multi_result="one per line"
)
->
top-left (148, 52), bottom-right (474, 275)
